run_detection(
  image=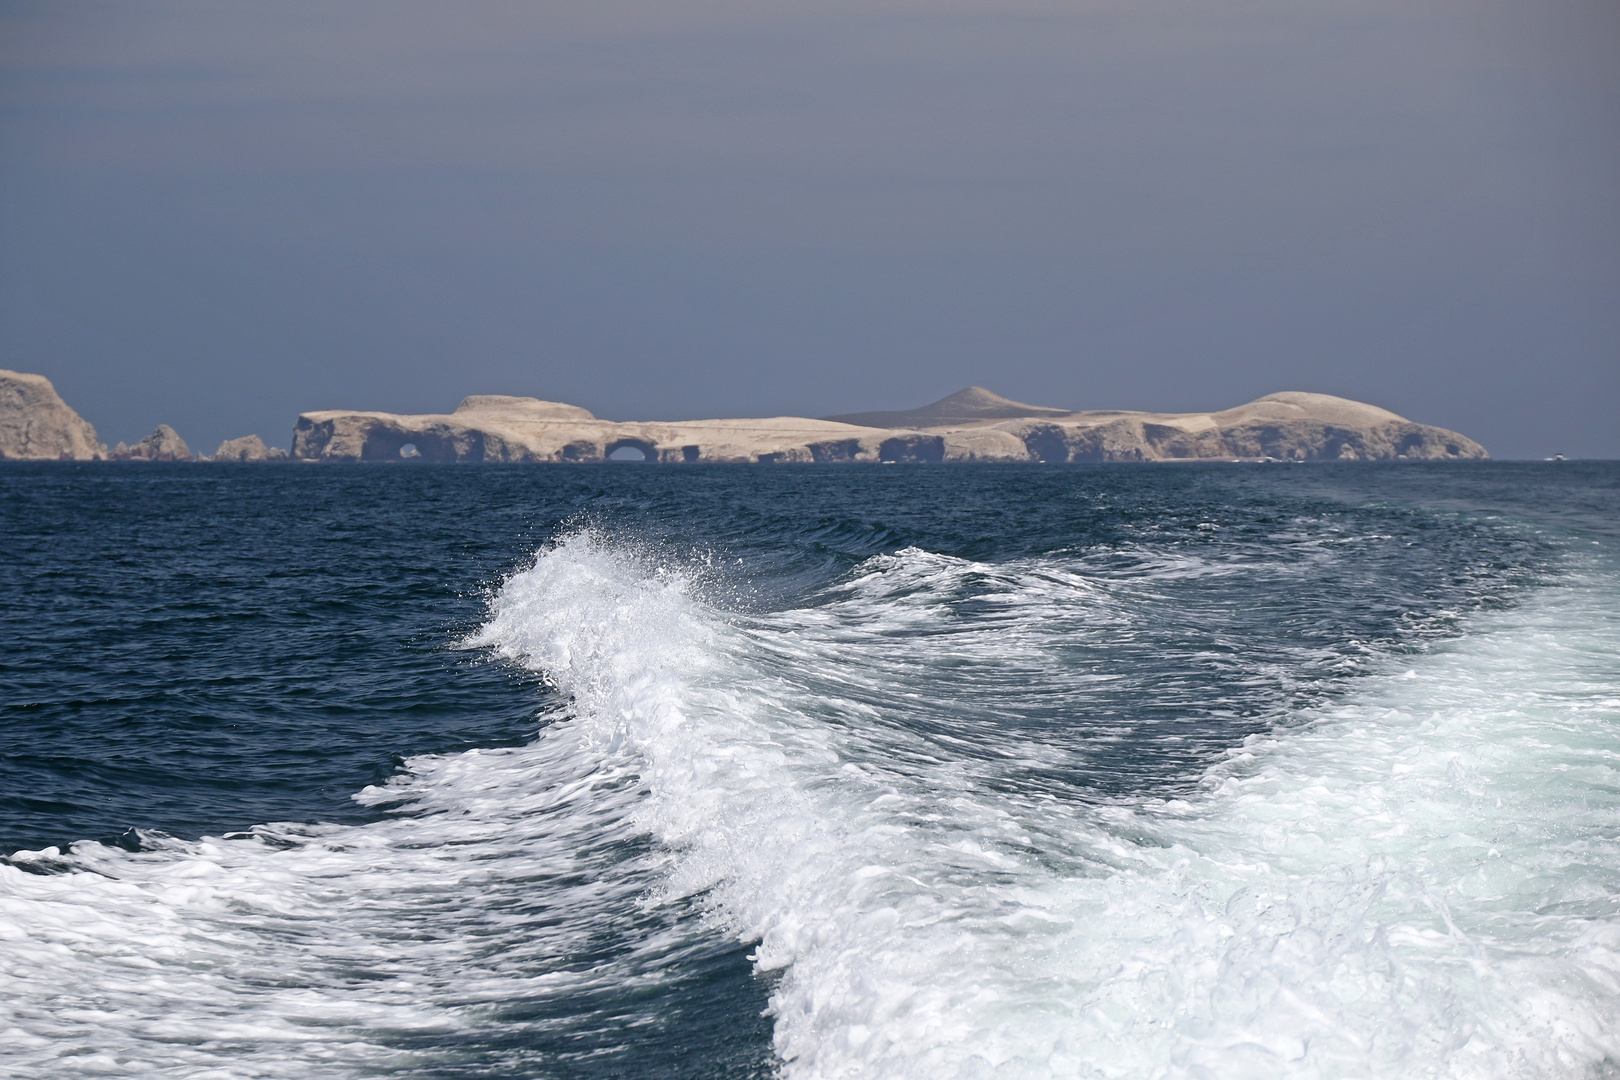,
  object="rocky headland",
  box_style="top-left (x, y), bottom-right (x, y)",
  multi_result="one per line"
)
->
top-left (292, 387), bottom-right (1488, 463)
top-left (0, 369), bottom-right (106, 460)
